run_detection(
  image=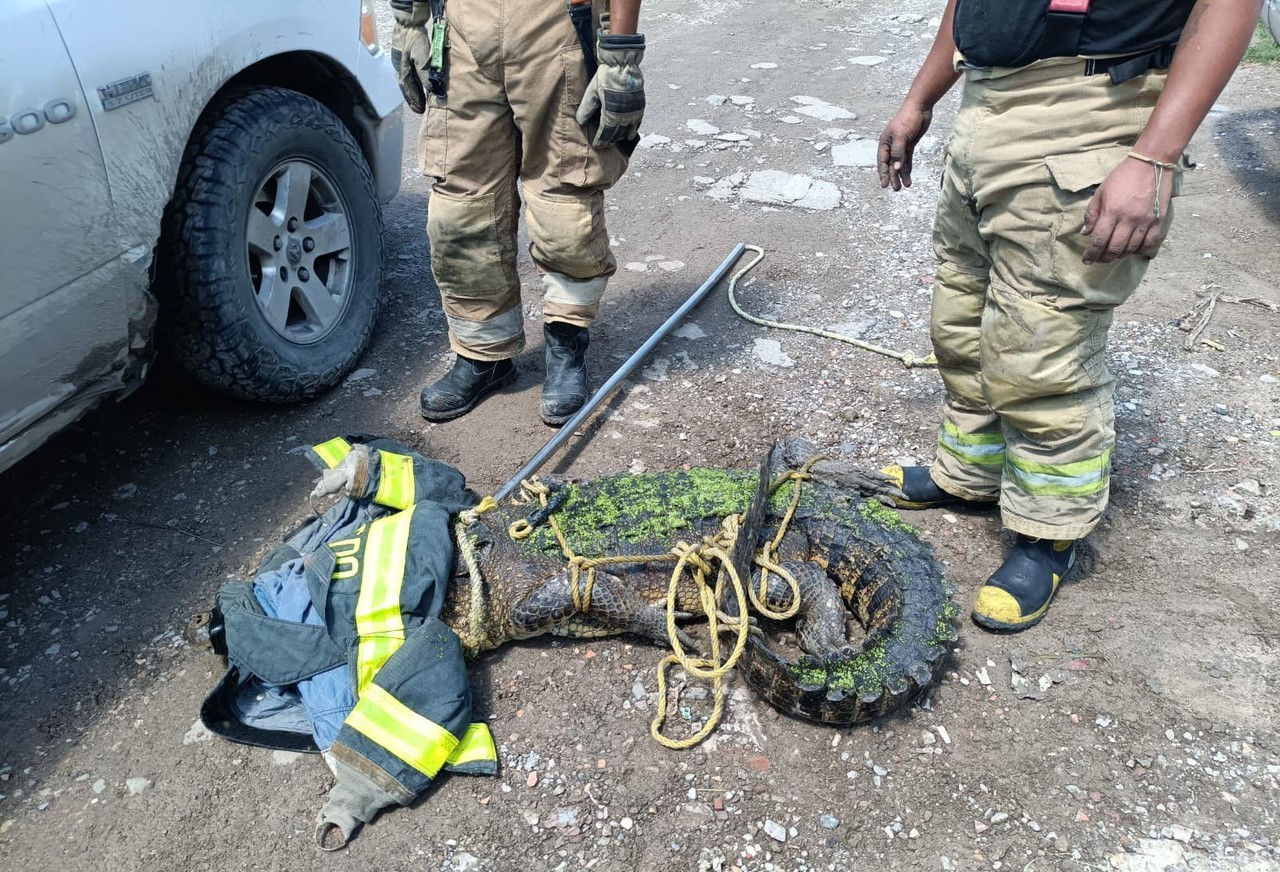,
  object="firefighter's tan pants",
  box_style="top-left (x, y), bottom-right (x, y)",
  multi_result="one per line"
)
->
top-left (929, 58), bottom-right (1179, 541)
top-left (418, 0), bottom-right (629, 361)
